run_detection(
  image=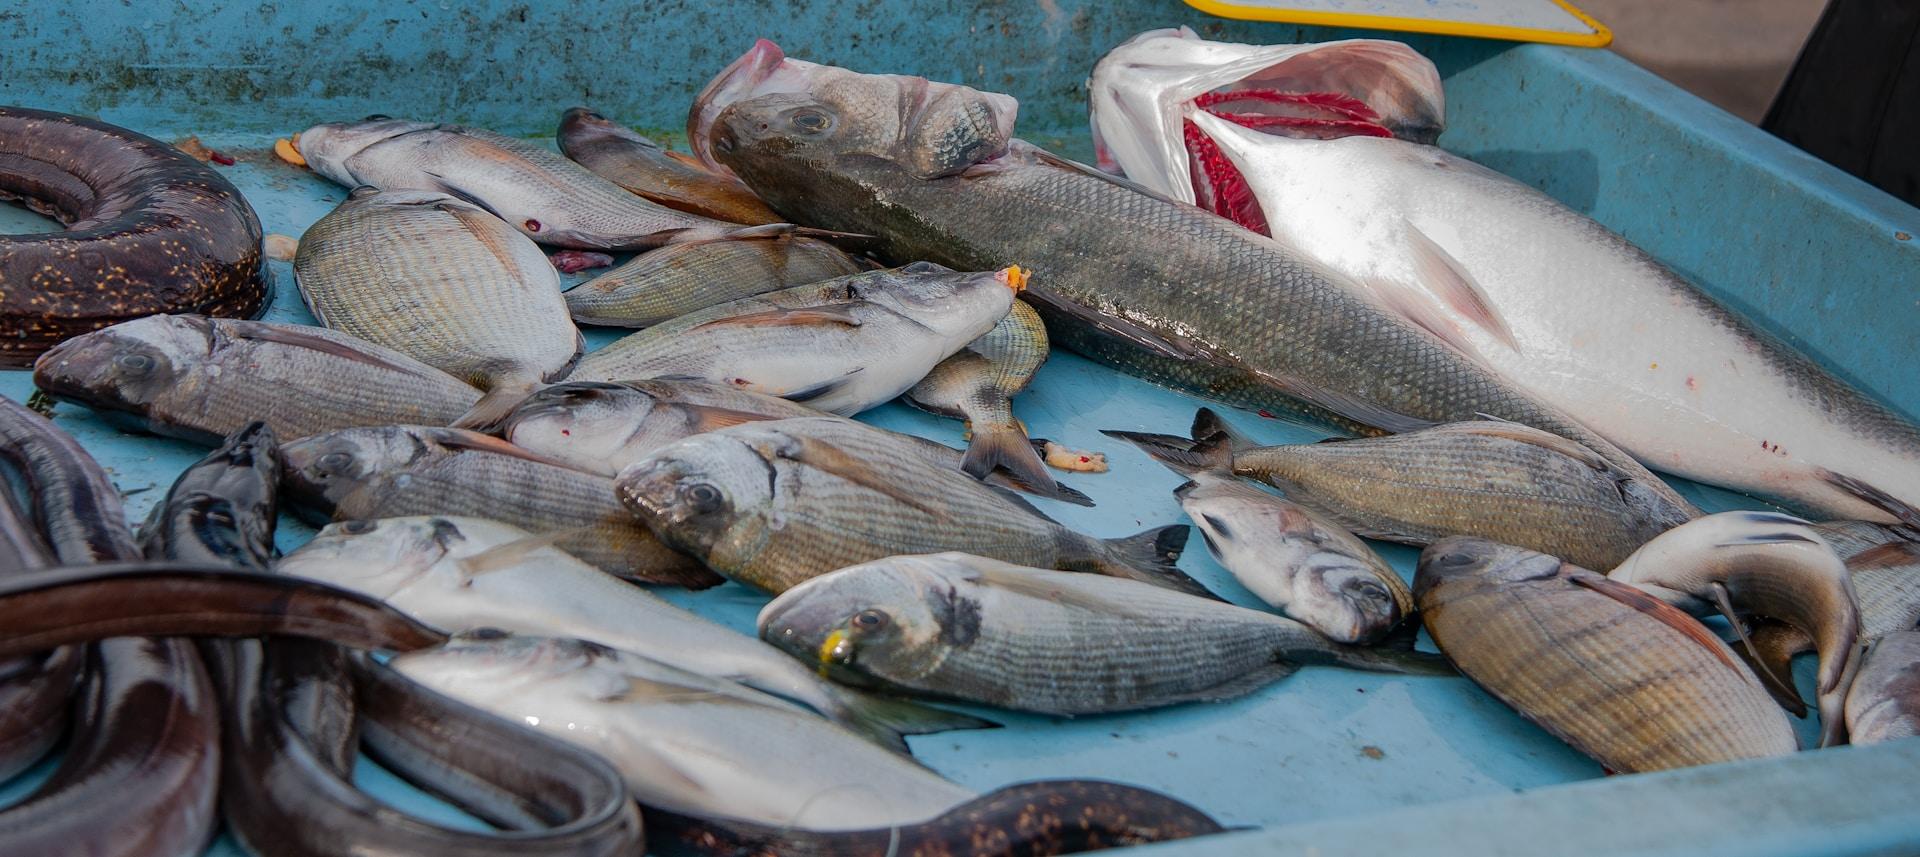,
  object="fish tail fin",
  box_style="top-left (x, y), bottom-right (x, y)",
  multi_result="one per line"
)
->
top-left (1100, 429), bottom-right (1230, 476)
top-left (827, 690), bottom-right (1000, 754)
top-left (961, 417), bottom-right (1055, 492)
top-left (1821, 468), bottom-right (1920, 529)
top-left (452, 382), bottom-right (541, 431)
top-left (1094, 525), bottom-right (1218, 599)
top-left (1190, 407), bottom-right (1256, 451)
